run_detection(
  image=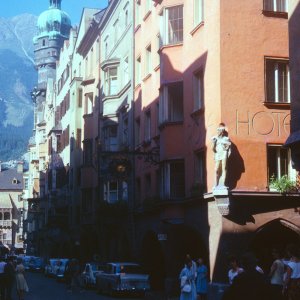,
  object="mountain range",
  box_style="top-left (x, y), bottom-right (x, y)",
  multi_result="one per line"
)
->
top-left (0, 14), bottom-right (37, 161)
